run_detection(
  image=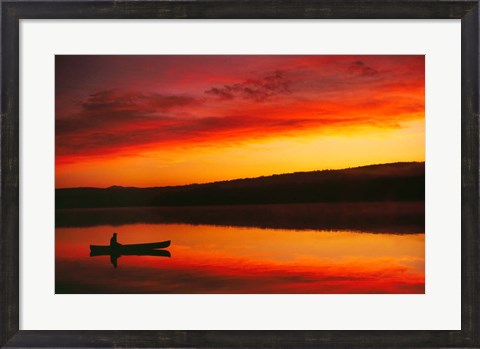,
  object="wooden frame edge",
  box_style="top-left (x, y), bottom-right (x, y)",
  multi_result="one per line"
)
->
top-left (1, 1), bottom-right (478, 347)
